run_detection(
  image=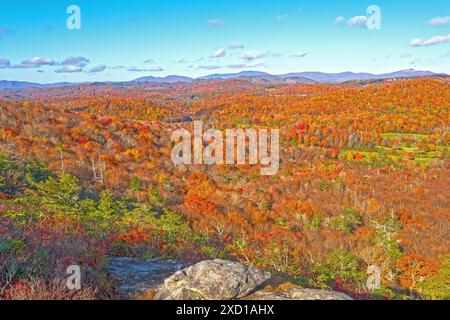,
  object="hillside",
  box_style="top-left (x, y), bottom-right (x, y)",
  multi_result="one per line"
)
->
top-left (0, 77), bottom-right (449, 300)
